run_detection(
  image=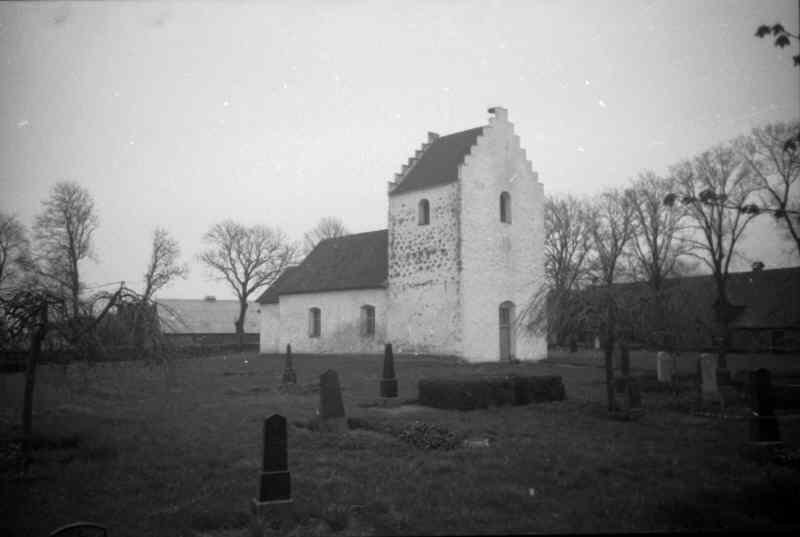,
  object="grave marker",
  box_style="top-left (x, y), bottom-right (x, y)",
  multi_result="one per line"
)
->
top-left (251, 414), bottom-right (293, 533)
top-left (282, 344), bottom-right (296, 385)
top-left (380, 343), bottom-right (398, 398)
top-left (656, 352), bottom-right (674, 383)
top-left (748, 368), bottom-right (781, 443)
top-left (699, 353), bottom-right (720, 406)
top-left (319, 370), bottom-right (347, 432)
